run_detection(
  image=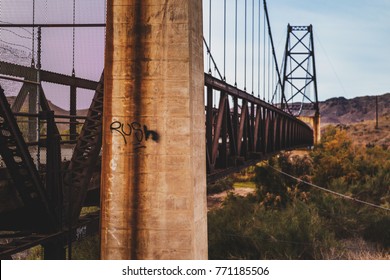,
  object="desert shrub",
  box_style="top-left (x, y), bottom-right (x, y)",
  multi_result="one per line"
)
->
top-left (208, 194), bottom-right (337, 259)
top-left (207, 177), bottom-right (234, 195)
top-left (208, 125), bottom-right (390, 259)
top-left (70, 234), bottom-right (100, 260)
top-left (364, 215), bottom-right (390, 248)
top-left (309, 126), bottom-right (390, 246)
